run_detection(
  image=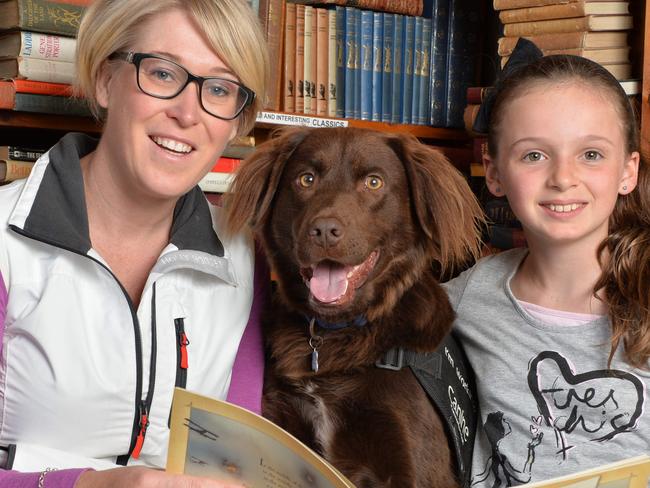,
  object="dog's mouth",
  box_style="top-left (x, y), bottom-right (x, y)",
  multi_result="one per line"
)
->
top-left (300, 250), bottom-right (379, 306)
